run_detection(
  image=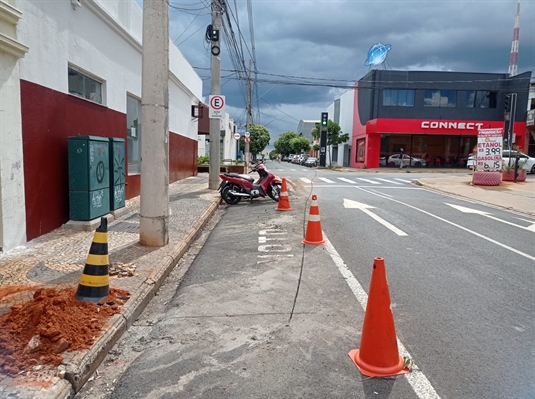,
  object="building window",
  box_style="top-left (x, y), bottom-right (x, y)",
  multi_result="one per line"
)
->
top-left (462, 91), bottom-right (497, 108)
top-left (127, 95), bottom-right (141, 174)
top-left (424, 90), bottom-right (456, 107)
top-left (383, 89), bottom-right (415, 106)
top-left (68, 67), bottom-right (103, 104)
